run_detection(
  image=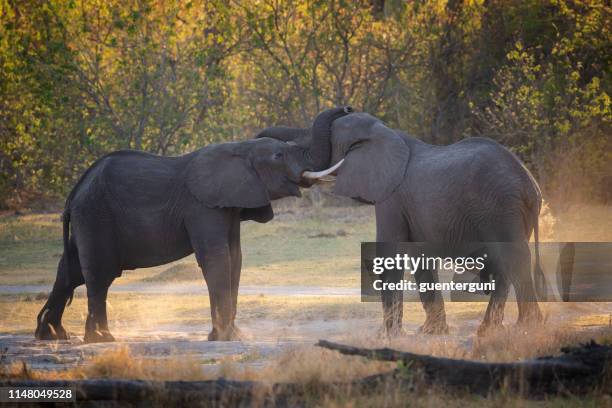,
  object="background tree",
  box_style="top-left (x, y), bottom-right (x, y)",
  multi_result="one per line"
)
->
top-left (1, 0), bottom-right (609, 209)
